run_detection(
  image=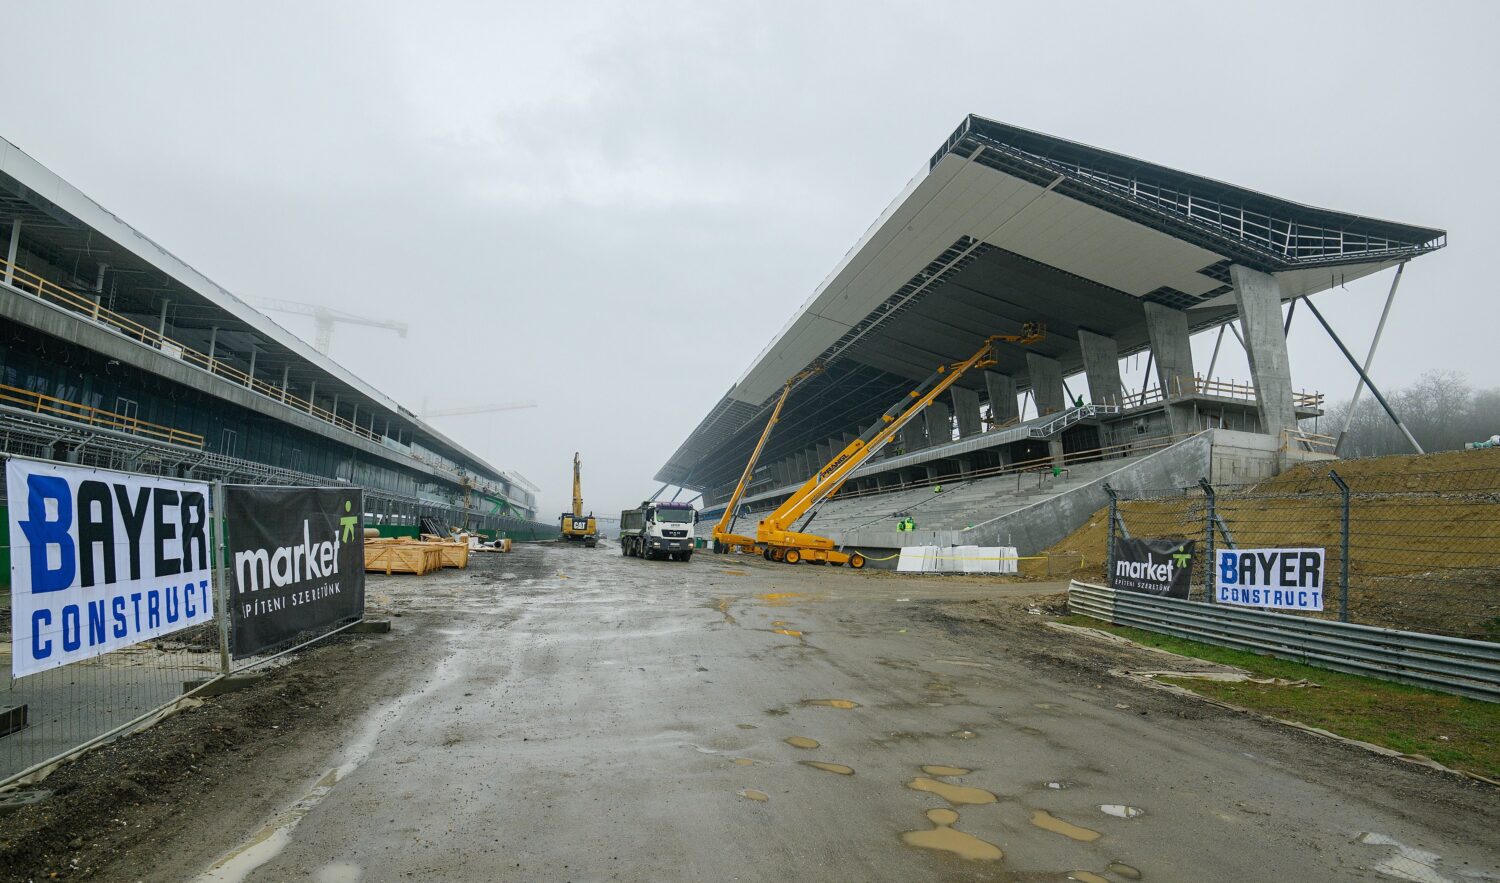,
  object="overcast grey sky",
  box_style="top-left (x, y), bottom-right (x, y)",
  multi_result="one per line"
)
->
top-left (1, 1), bottom-right (1494, 516)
